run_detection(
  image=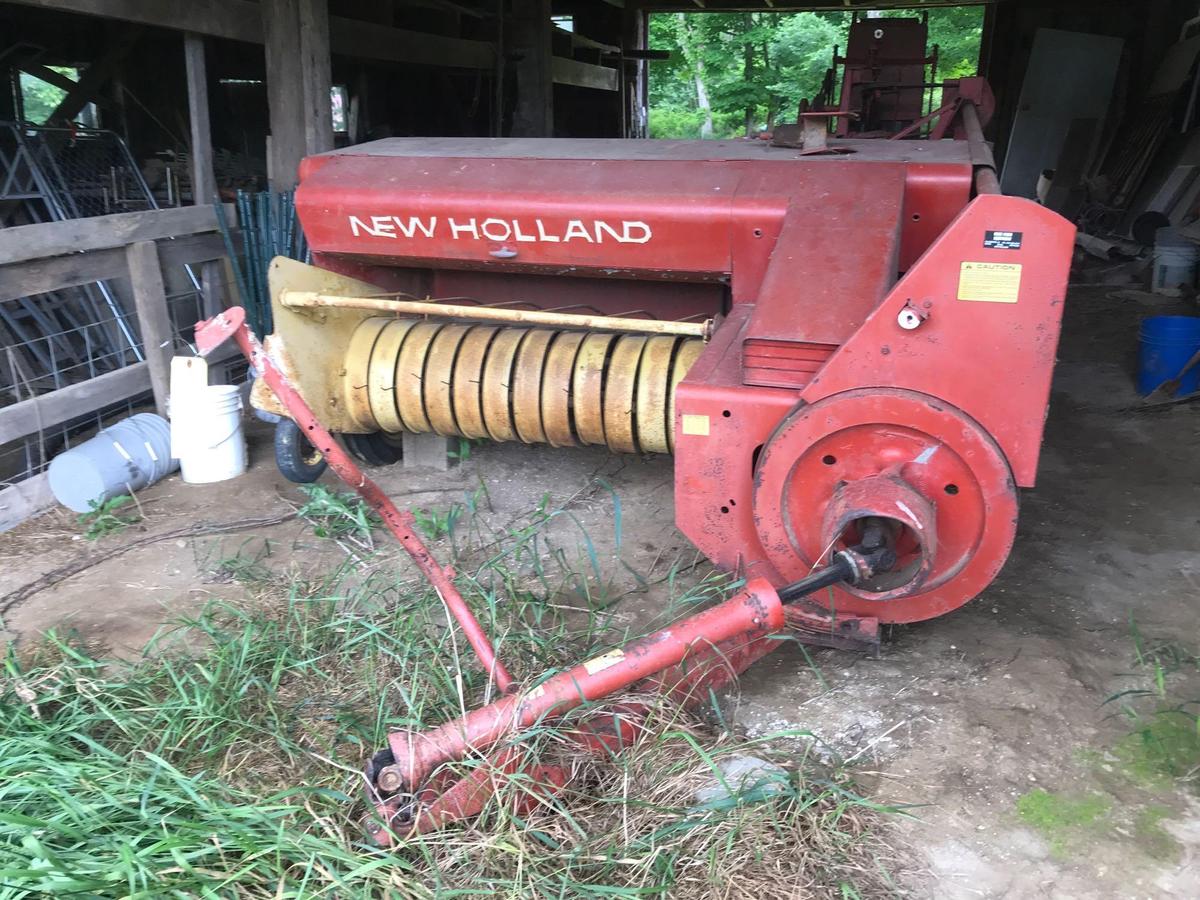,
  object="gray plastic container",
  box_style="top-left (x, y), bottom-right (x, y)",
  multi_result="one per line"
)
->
top-left (48, 413), bottom-right (178, 512)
